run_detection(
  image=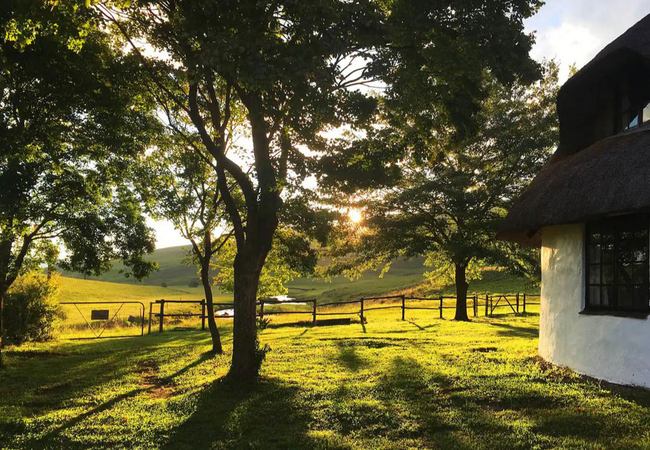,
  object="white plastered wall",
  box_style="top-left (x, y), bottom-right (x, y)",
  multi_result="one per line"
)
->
top-left (540, 224), bottom-right (650, 388)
